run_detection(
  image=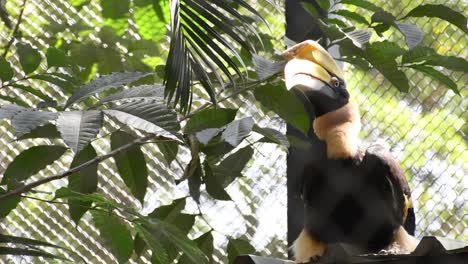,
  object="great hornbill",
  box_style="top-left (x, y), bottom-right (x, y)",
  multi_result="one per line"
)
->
top-left (282, 40), bottom-right (418, 263)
